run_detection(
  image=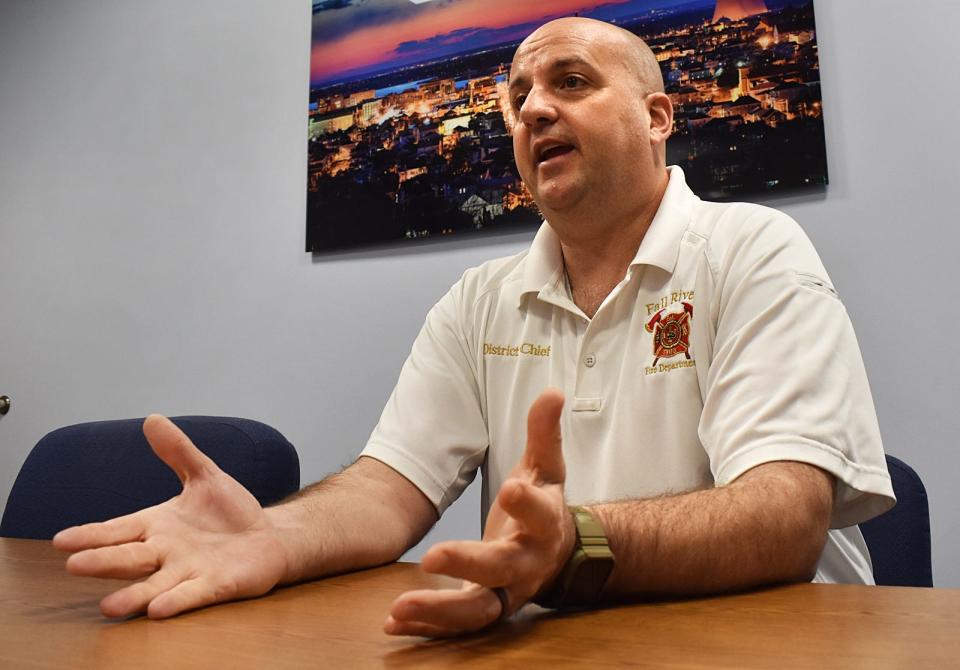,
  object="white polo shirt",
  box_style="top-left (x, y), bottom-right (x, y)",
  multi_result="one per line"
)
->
top-left (362, 166), bottom-right (895, 584)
